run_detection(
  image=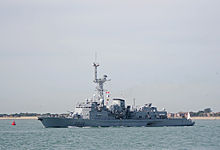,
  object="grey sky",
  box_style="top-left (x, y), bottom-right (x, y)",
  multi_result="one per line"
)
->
top-left (0, 0), bottom-right (220, 113)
